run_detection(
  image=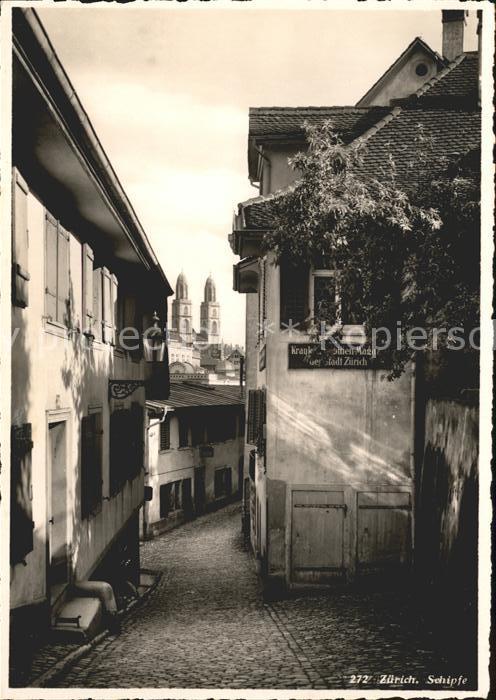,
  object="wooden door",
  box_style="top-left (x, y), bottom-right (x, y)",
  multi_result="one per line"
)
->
top-left (357, 491), bottom-right (411, 575)
top-left (291, 490), bottom-right (346, 584)
top-left (48, 421), bottom-right (68, 598)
